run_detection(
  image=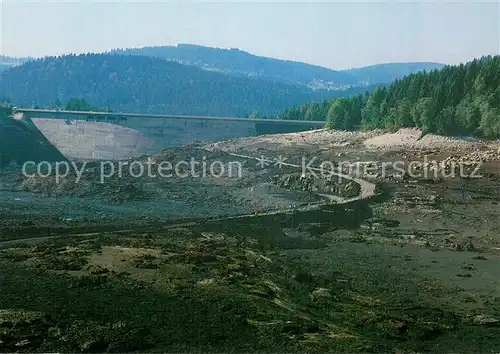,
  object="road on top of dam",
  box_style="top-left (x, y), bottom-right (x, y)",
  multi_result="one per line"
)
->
top-left (14, 108), bottom-right (327, 126)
